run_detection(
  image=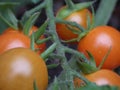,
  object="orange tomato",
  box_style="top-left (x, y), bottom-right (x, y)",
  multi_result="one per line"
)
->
top-left (56, 8), bottom-right (92, 42)
top-left (74, 69), bottom-right (120, 87)
top-left (0, 32), bottom-right (38, 54)
top-left (78, 26), bottom-right (120, 69)
top-left (1, 26), bottom-right (46, 54)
